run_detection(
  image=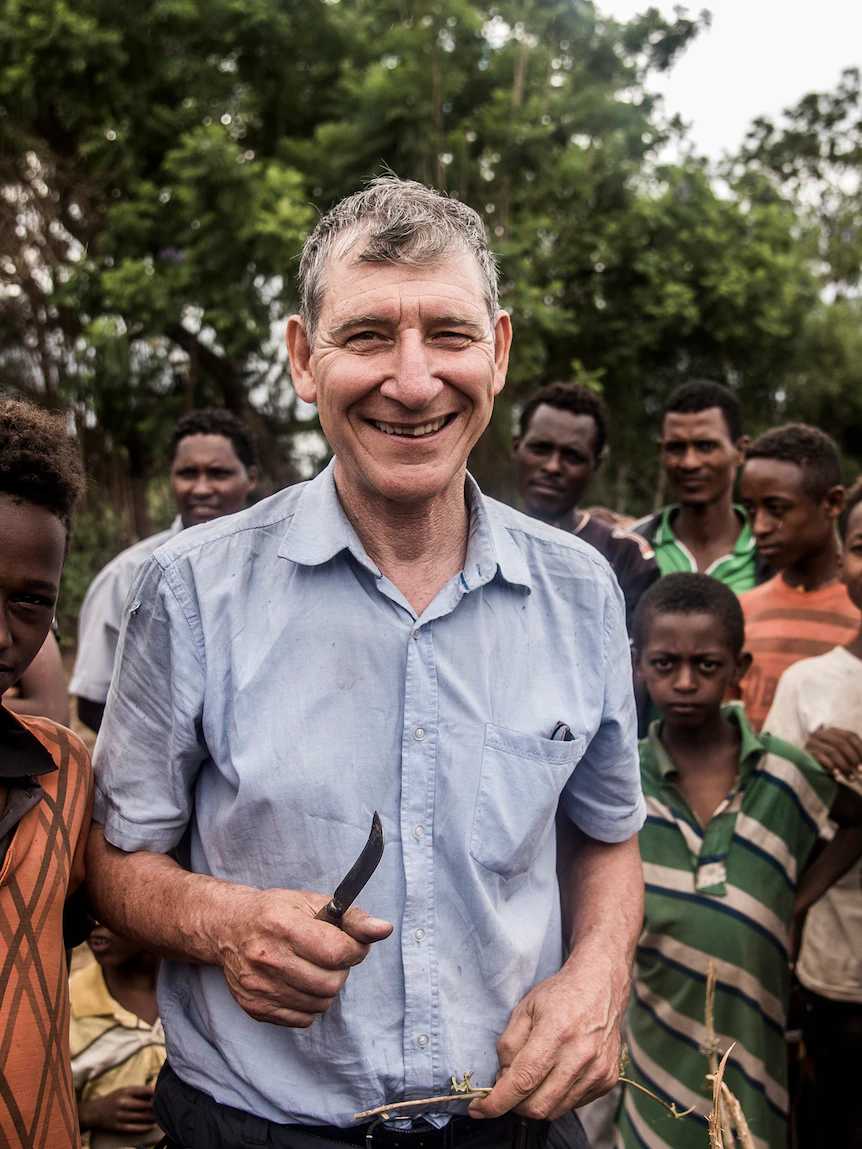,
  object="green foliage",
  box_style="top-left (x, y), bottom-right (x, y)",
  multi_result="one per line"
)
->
top-left (0, 0), bottom-right (855, 550)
